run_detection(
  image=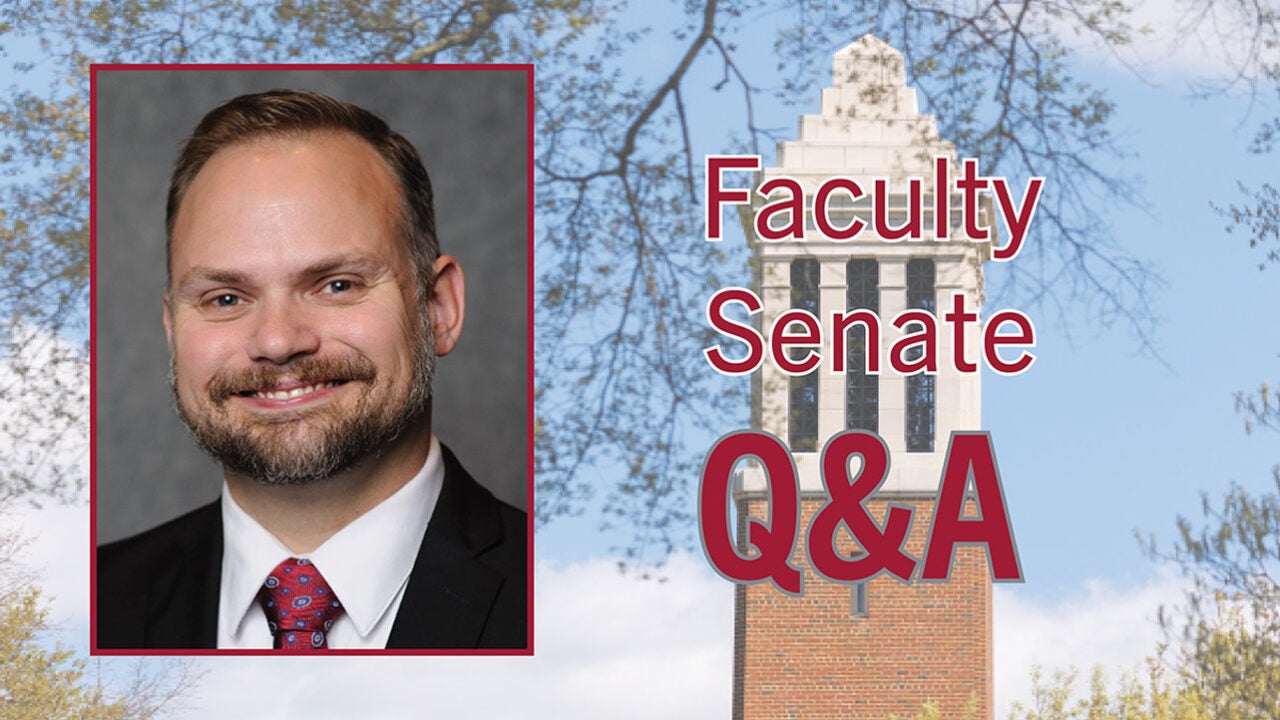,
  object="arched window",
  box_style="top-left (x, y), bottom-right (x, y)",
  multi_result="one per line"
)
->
top-left (905, 258), bottom-right (935, 452)
top-left (789, 258), bottom-right (820, 451)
